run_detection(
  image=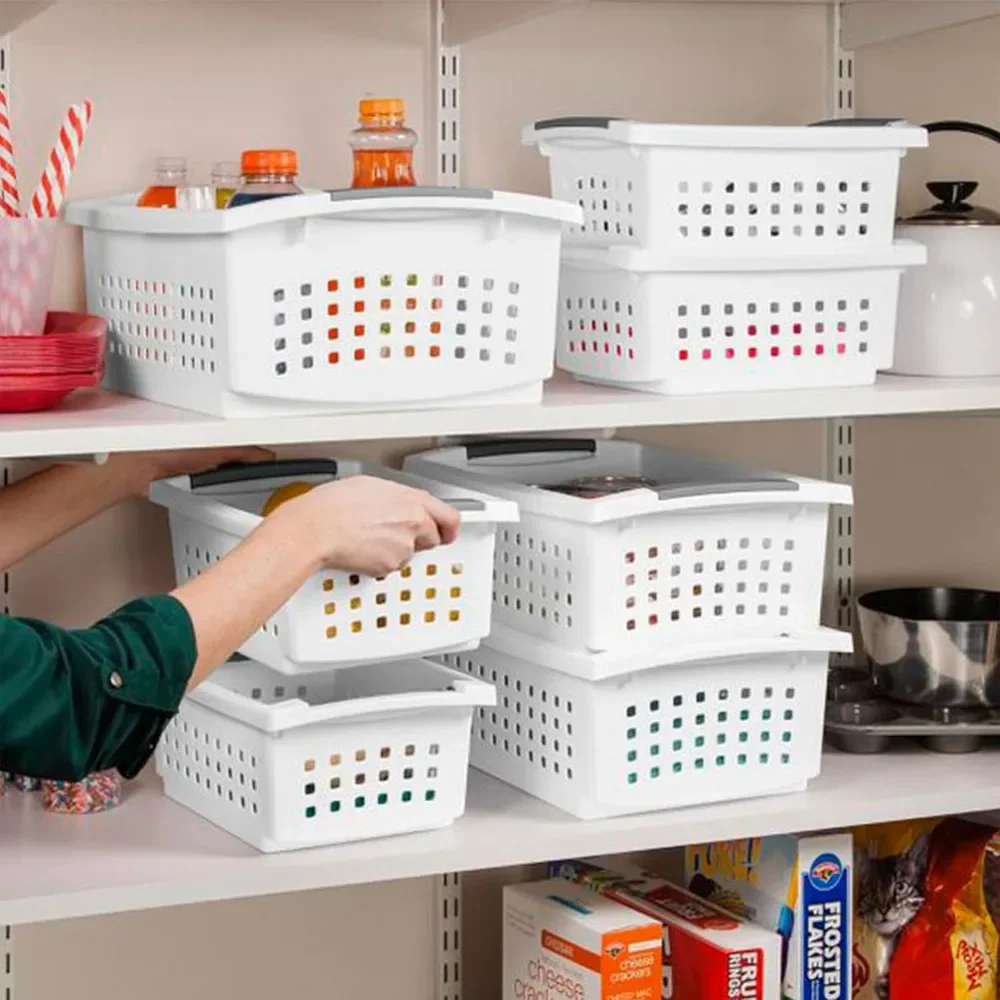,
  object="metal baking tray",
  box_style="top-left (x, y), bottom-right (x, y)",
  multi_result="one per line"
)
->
top-left (824, 667), bottom-right (1000, 754)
